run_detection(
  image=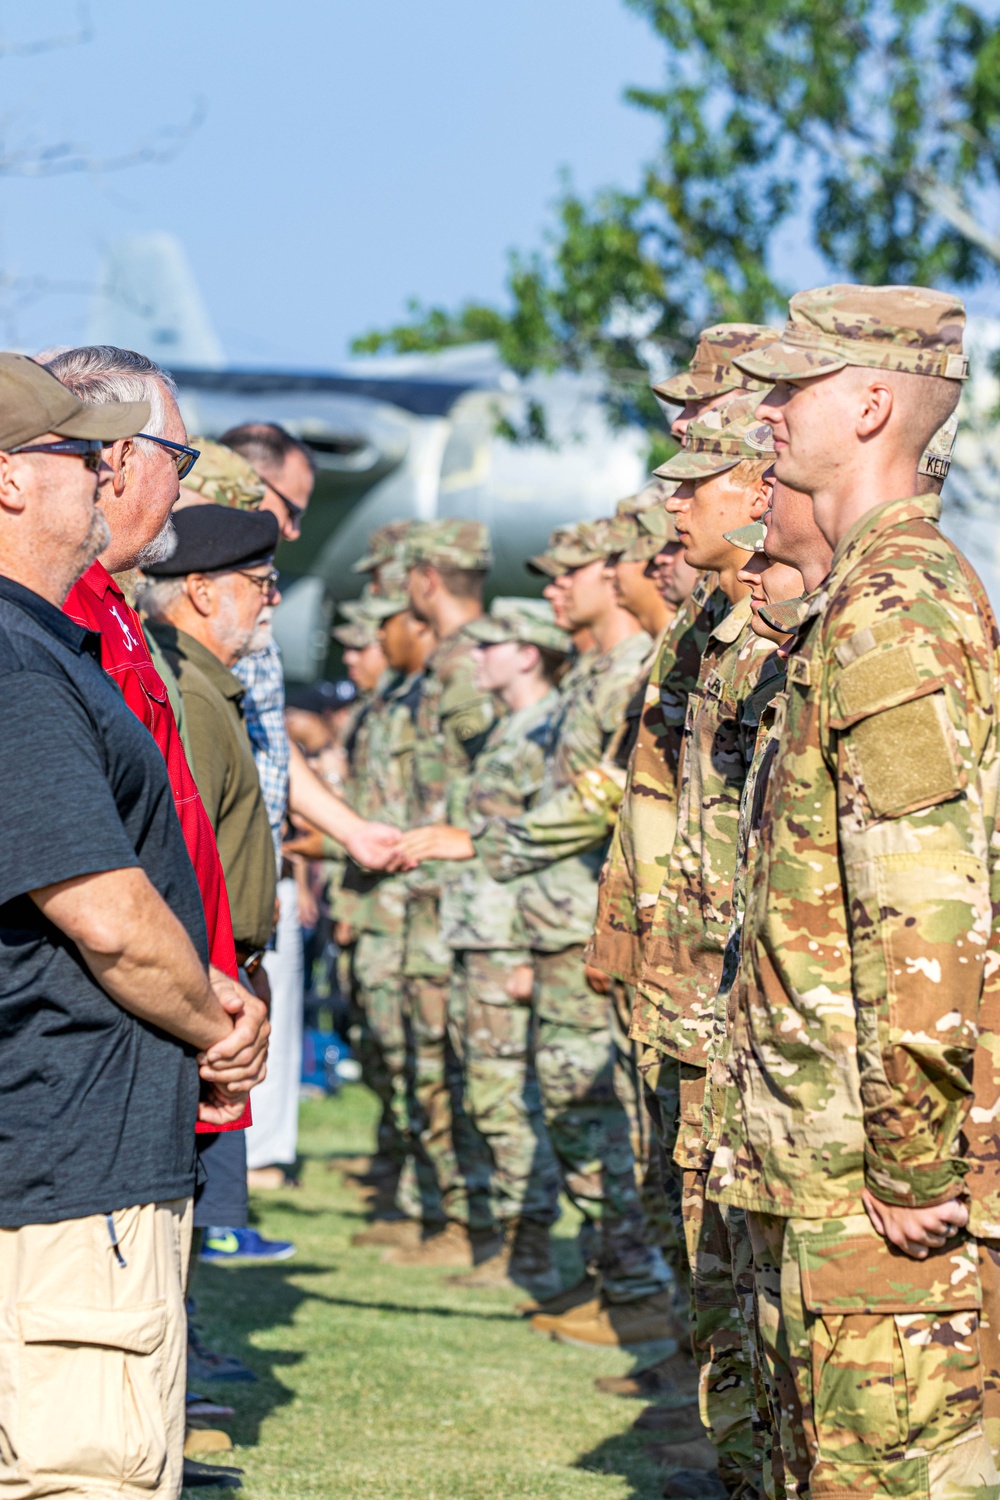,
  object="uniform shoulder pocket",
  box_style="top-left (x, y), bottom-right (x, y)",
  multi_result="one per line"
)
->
top-left (830, 640), bottom-right (964, 819)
